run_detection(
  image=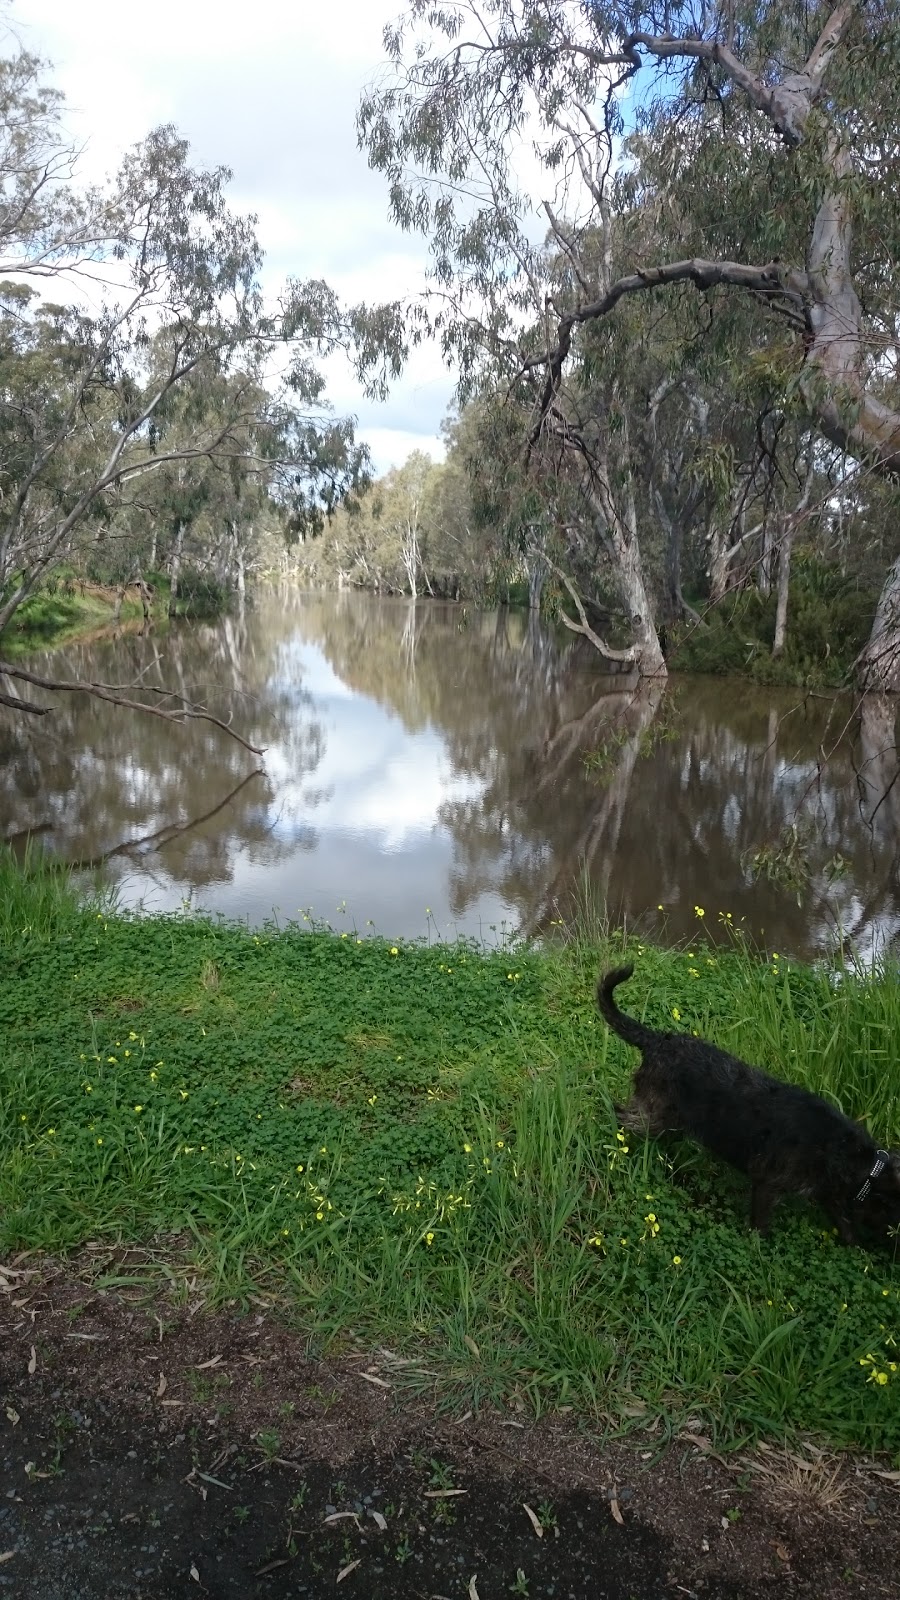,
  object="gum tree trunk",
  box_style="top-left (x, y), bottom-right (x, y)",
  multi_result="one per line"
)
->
top-left (856, 554), bottom-right (900, 693)
top-left (771, 520), bottom-right (794, 657)
top-left (168, 520), bottom-right (185, 619)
